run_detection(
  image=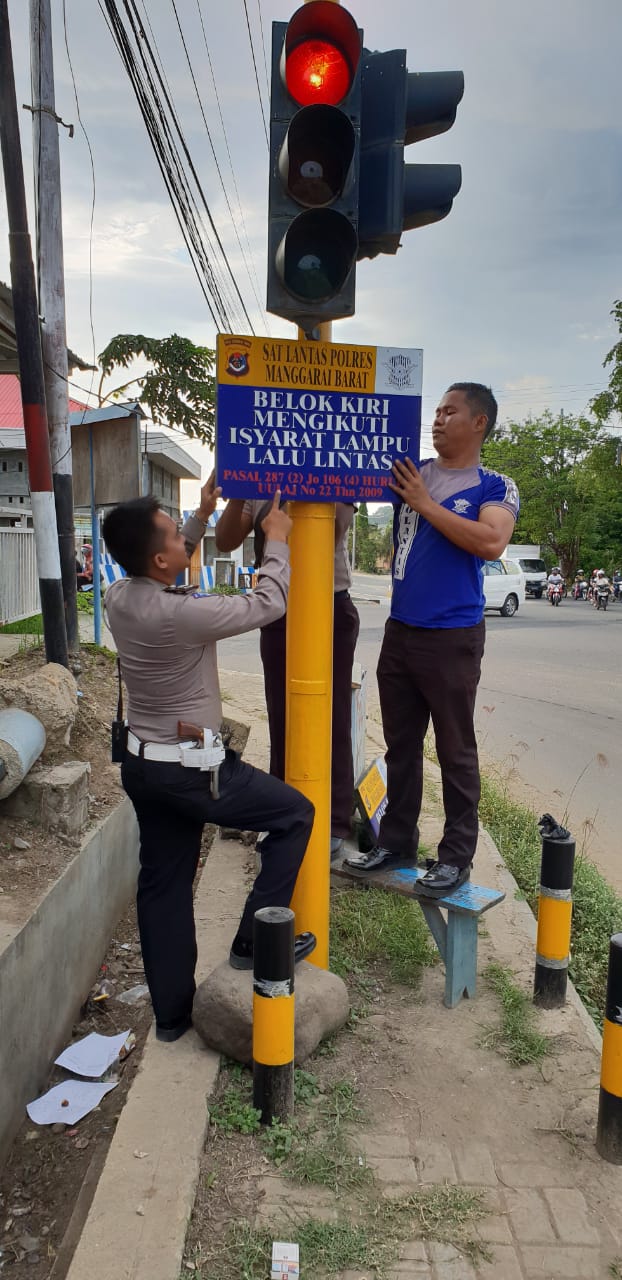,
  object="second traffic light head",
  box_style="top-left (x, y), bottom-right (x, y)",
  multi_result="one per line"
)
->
top-left (267, 3), bottom-right (362, 332)
top-left (357, 53), bottom-right (464, 260)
